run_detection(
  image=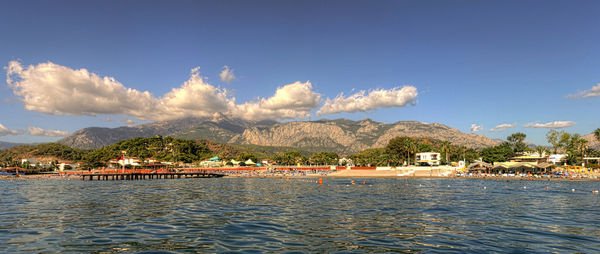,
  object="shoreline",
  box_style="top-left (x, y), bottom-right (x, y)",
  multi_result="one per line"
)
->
top-left (2, 172), bottom-right (599, 182)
